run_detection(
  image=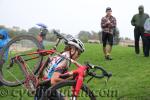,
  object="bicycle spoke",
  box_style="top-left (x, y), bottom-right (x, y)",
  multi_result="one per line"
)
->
top-left (7, 69), bottom-right (36, 95)
top-left (7, 70), bottom-right (23, 85)
top-left (0, 35), bottom-right (43, 86)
